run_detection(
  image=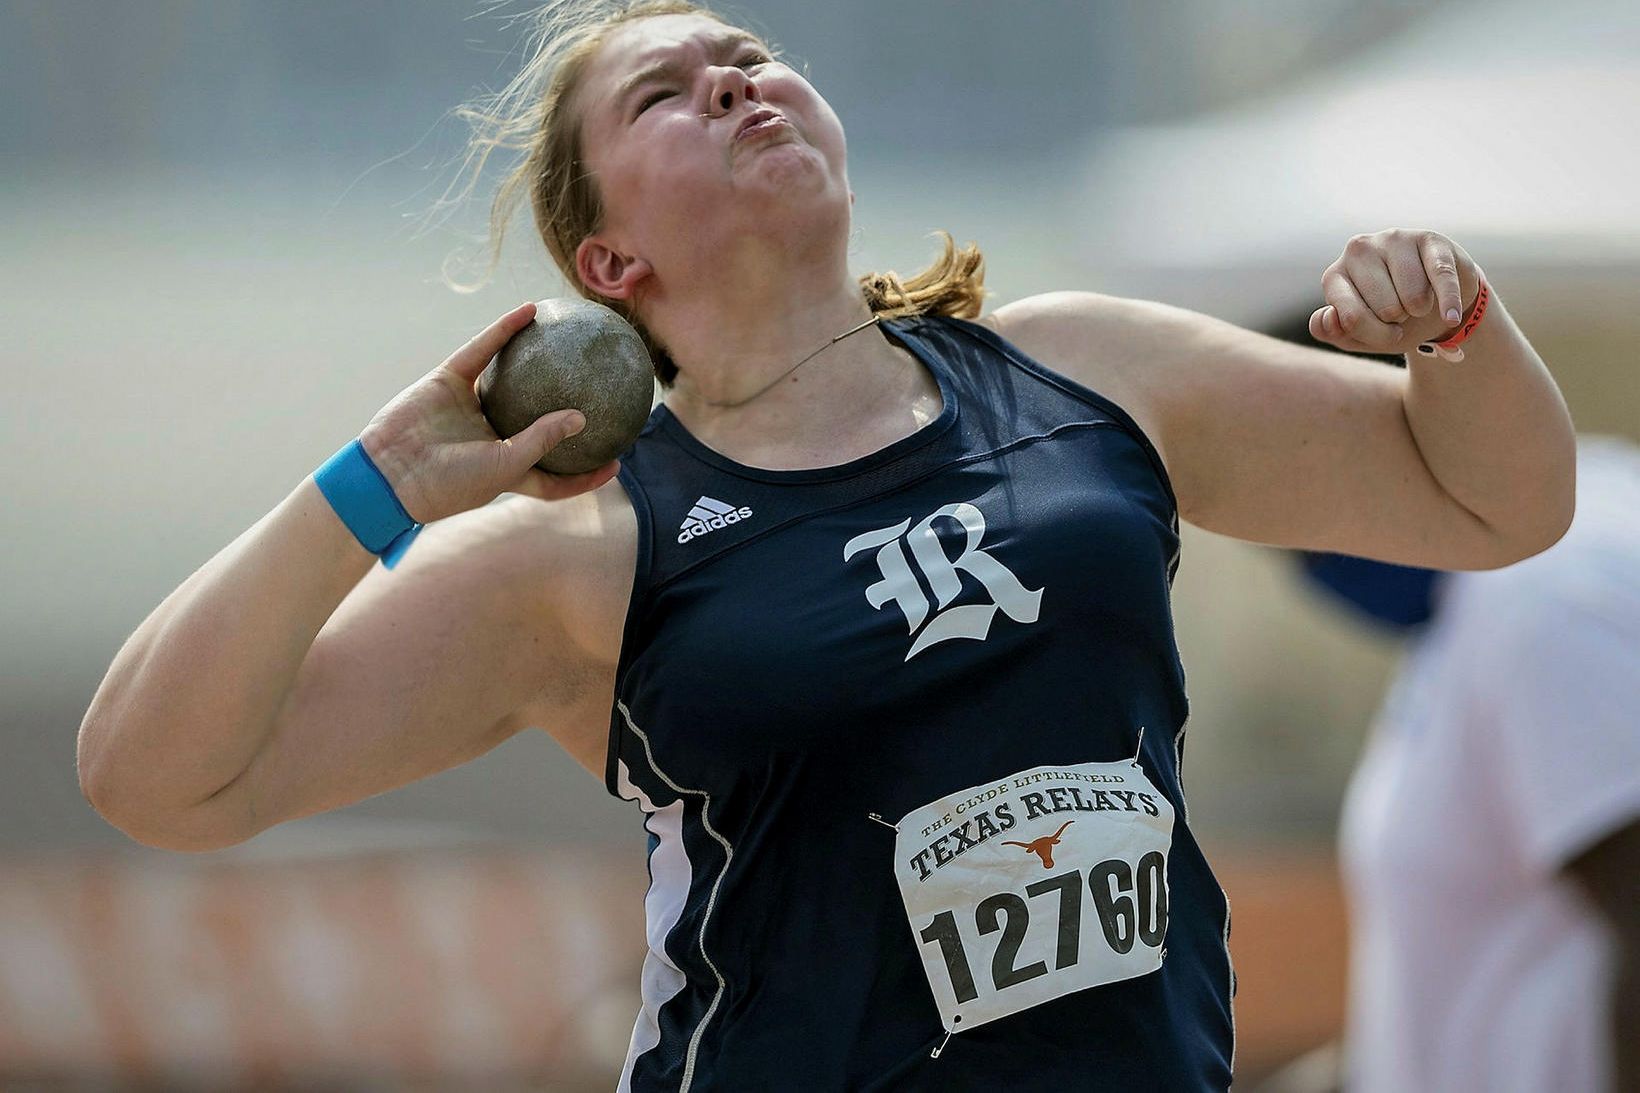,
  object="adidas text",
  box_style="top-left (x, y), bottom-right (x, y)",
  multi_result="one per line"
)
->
top-left (678, 496), bottom-right (754, 544)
